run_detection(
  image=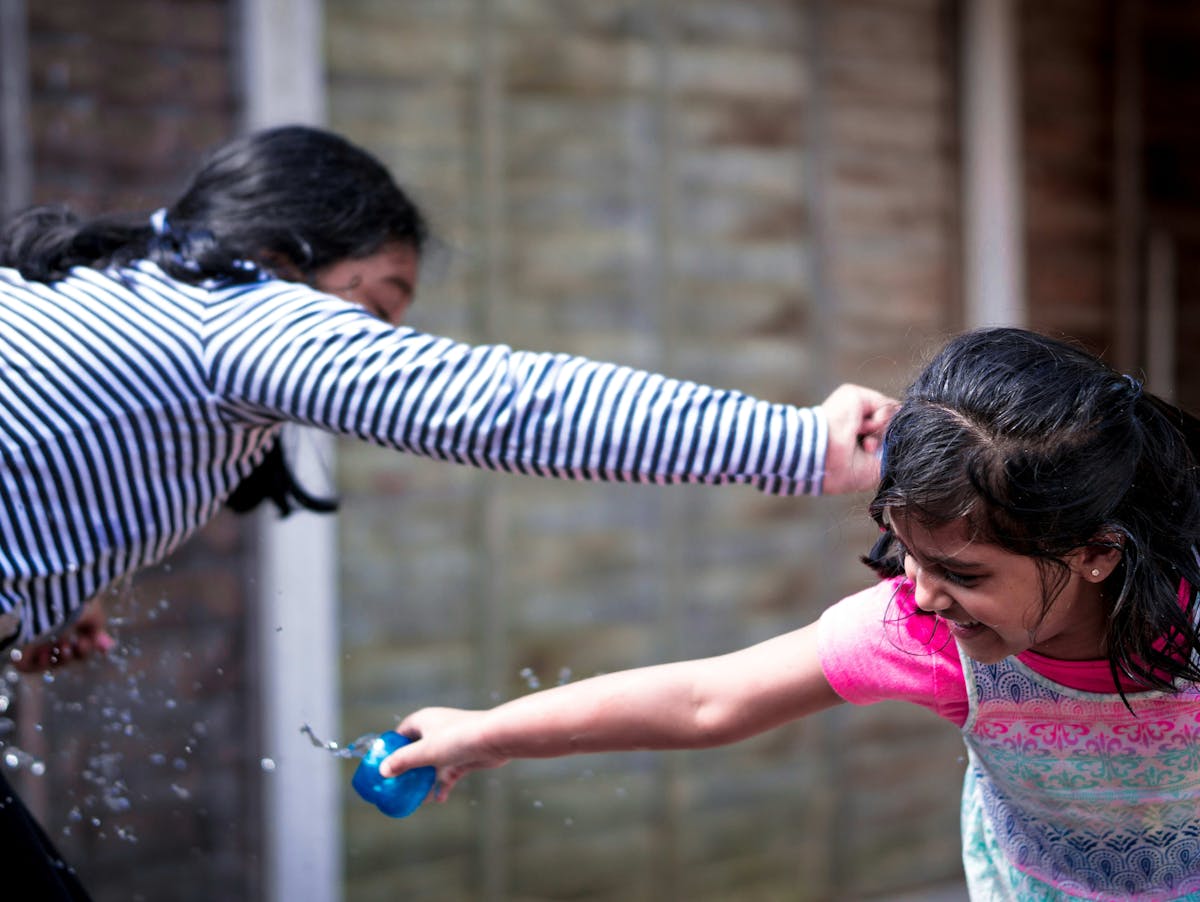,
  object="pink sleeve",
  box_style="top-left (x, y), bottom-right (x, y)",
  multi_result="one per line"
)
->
top-left (817, 577), bottom-right (968, 727)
